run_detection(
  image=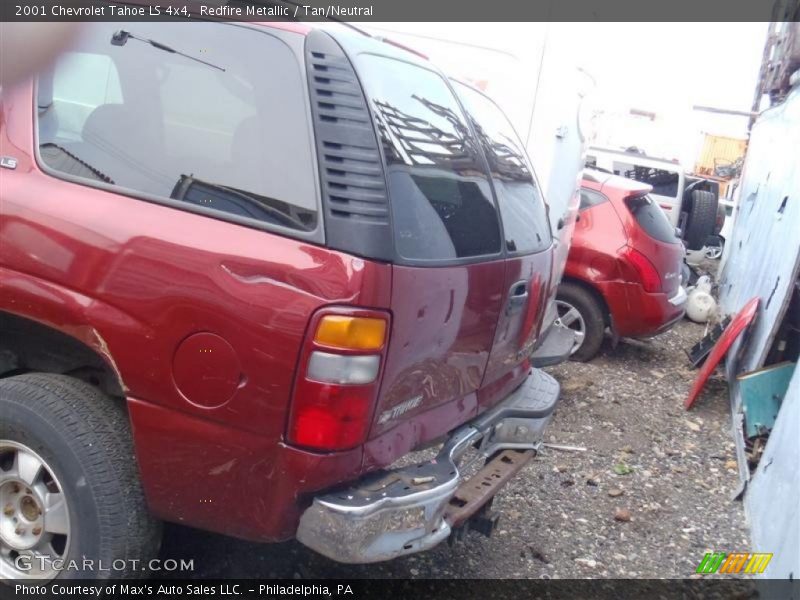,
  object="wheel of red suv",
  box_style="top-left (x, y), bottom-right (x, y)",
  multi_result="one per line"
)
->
top-left (0, 374), bottom-right (161, 580)
top-left (683, 190), bottom-right (718, 251)
top-left (705, 237), bottom-right (724, 260)
top-left (556, 283), bottom-right (605, 362)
